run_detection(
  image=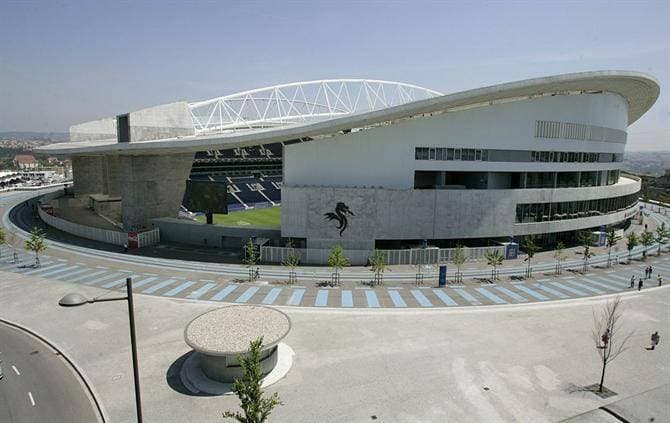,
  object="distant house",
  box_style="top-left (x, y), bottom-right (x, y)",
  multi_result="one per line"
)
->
top-left (13, 154), bottom-right (38, 170)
